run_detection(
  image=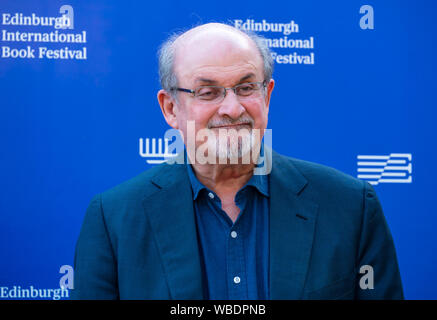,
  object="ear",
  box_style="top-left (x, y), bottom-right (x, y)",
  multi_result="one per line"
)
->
top-left (264, 79), bottom-right (275, 110)
top-left (157, 89), bottom-right (179, 129)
